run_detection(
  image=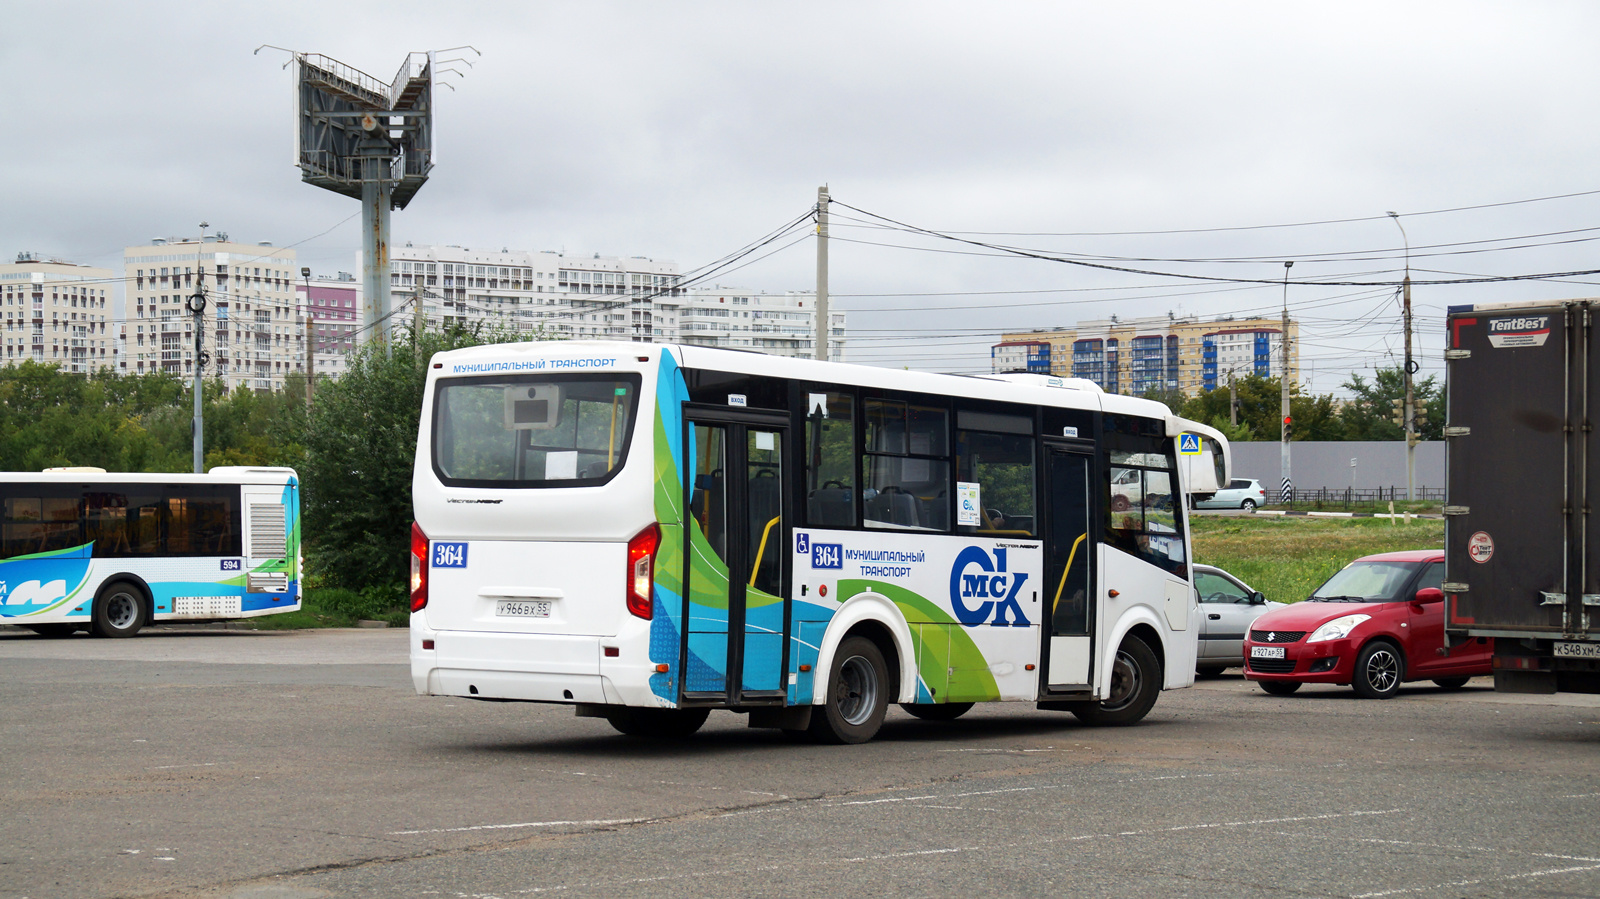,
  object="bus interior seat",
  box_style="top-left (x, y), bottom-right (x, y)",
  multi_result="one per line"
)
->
top-left (807, 487), bottom-right (853, 526)
top-left (865, 489), bottom-right (919, 527)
